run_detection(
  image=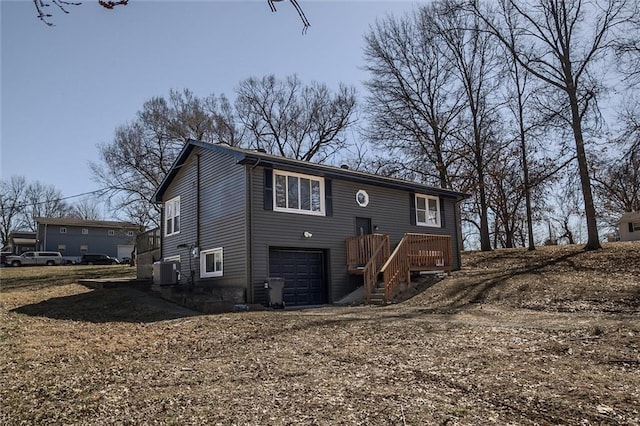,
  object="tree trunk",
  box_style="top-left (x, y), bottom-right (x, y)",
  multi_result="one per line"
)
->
top-left (568, 91), bottom-right (601, 250)
top-left (518, 90), bottom-right (535, 251)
